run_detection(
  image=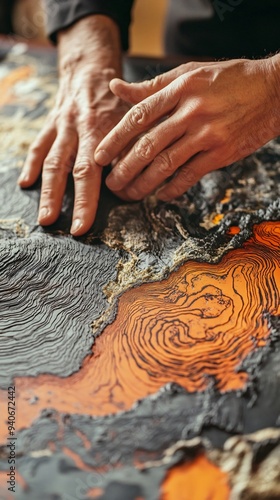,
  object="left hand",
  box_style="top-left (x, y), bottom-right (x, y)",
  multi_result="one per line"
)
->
top-left (18, 15), bottom-right (126, 236)
top-left (94, 58), bottom-right (280, 201)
